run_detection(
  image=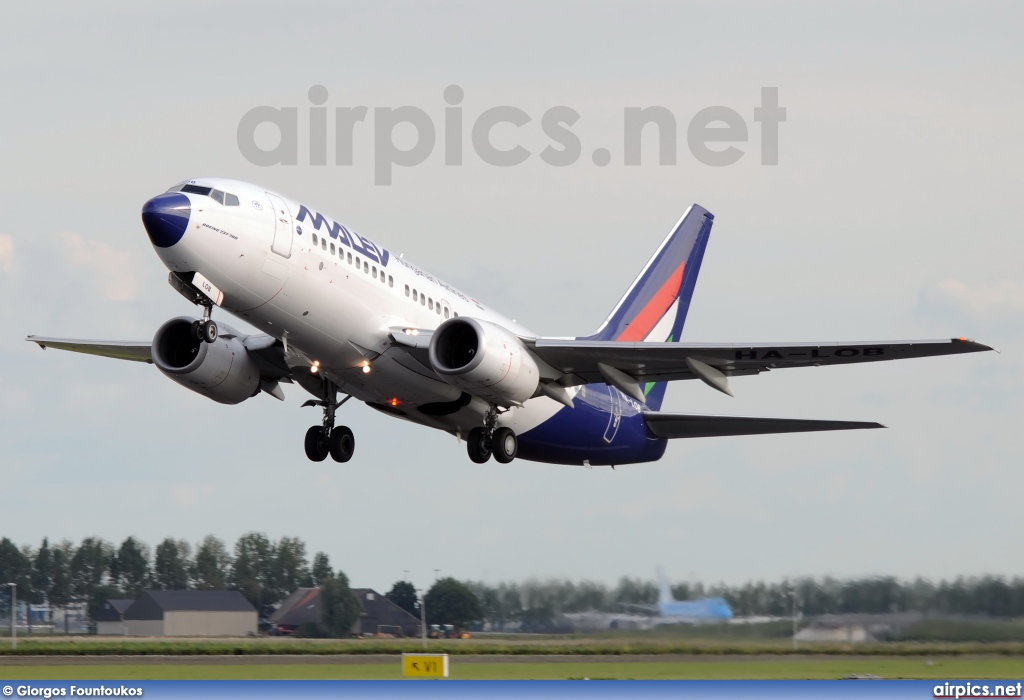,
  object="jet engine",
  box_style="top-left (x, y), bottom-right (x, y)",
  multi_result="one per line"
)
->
top-left (428, 317), bottom-right (539, 406)
top-left (151, 317), bottom-right (261, 405)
